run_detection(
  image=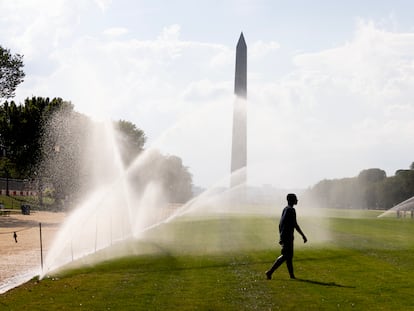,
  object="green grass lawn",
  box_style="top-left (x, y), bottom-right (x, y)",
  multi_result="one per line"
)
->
top-left (1, 210), bottom-right (414, 310)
